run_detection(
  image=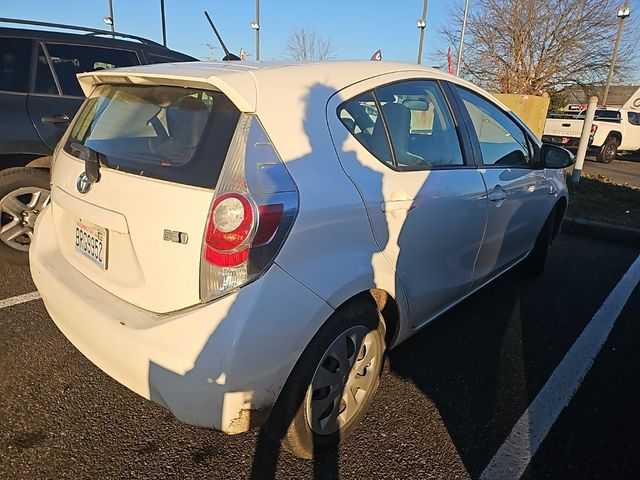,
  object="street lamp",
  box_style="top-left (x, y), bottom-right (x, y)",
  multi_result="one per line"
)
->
top-left (416, 0), bottom-right (428, 64)
top-left (602, 0), bottom-right (631, 106)
top-left (252, 0), bottom-right (260, 61)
